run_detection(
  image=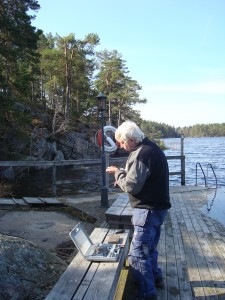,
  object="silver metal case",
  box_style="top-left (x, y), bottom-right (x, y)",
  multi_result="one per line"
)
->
top-left (69, 222), bottom-right (121, 262)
